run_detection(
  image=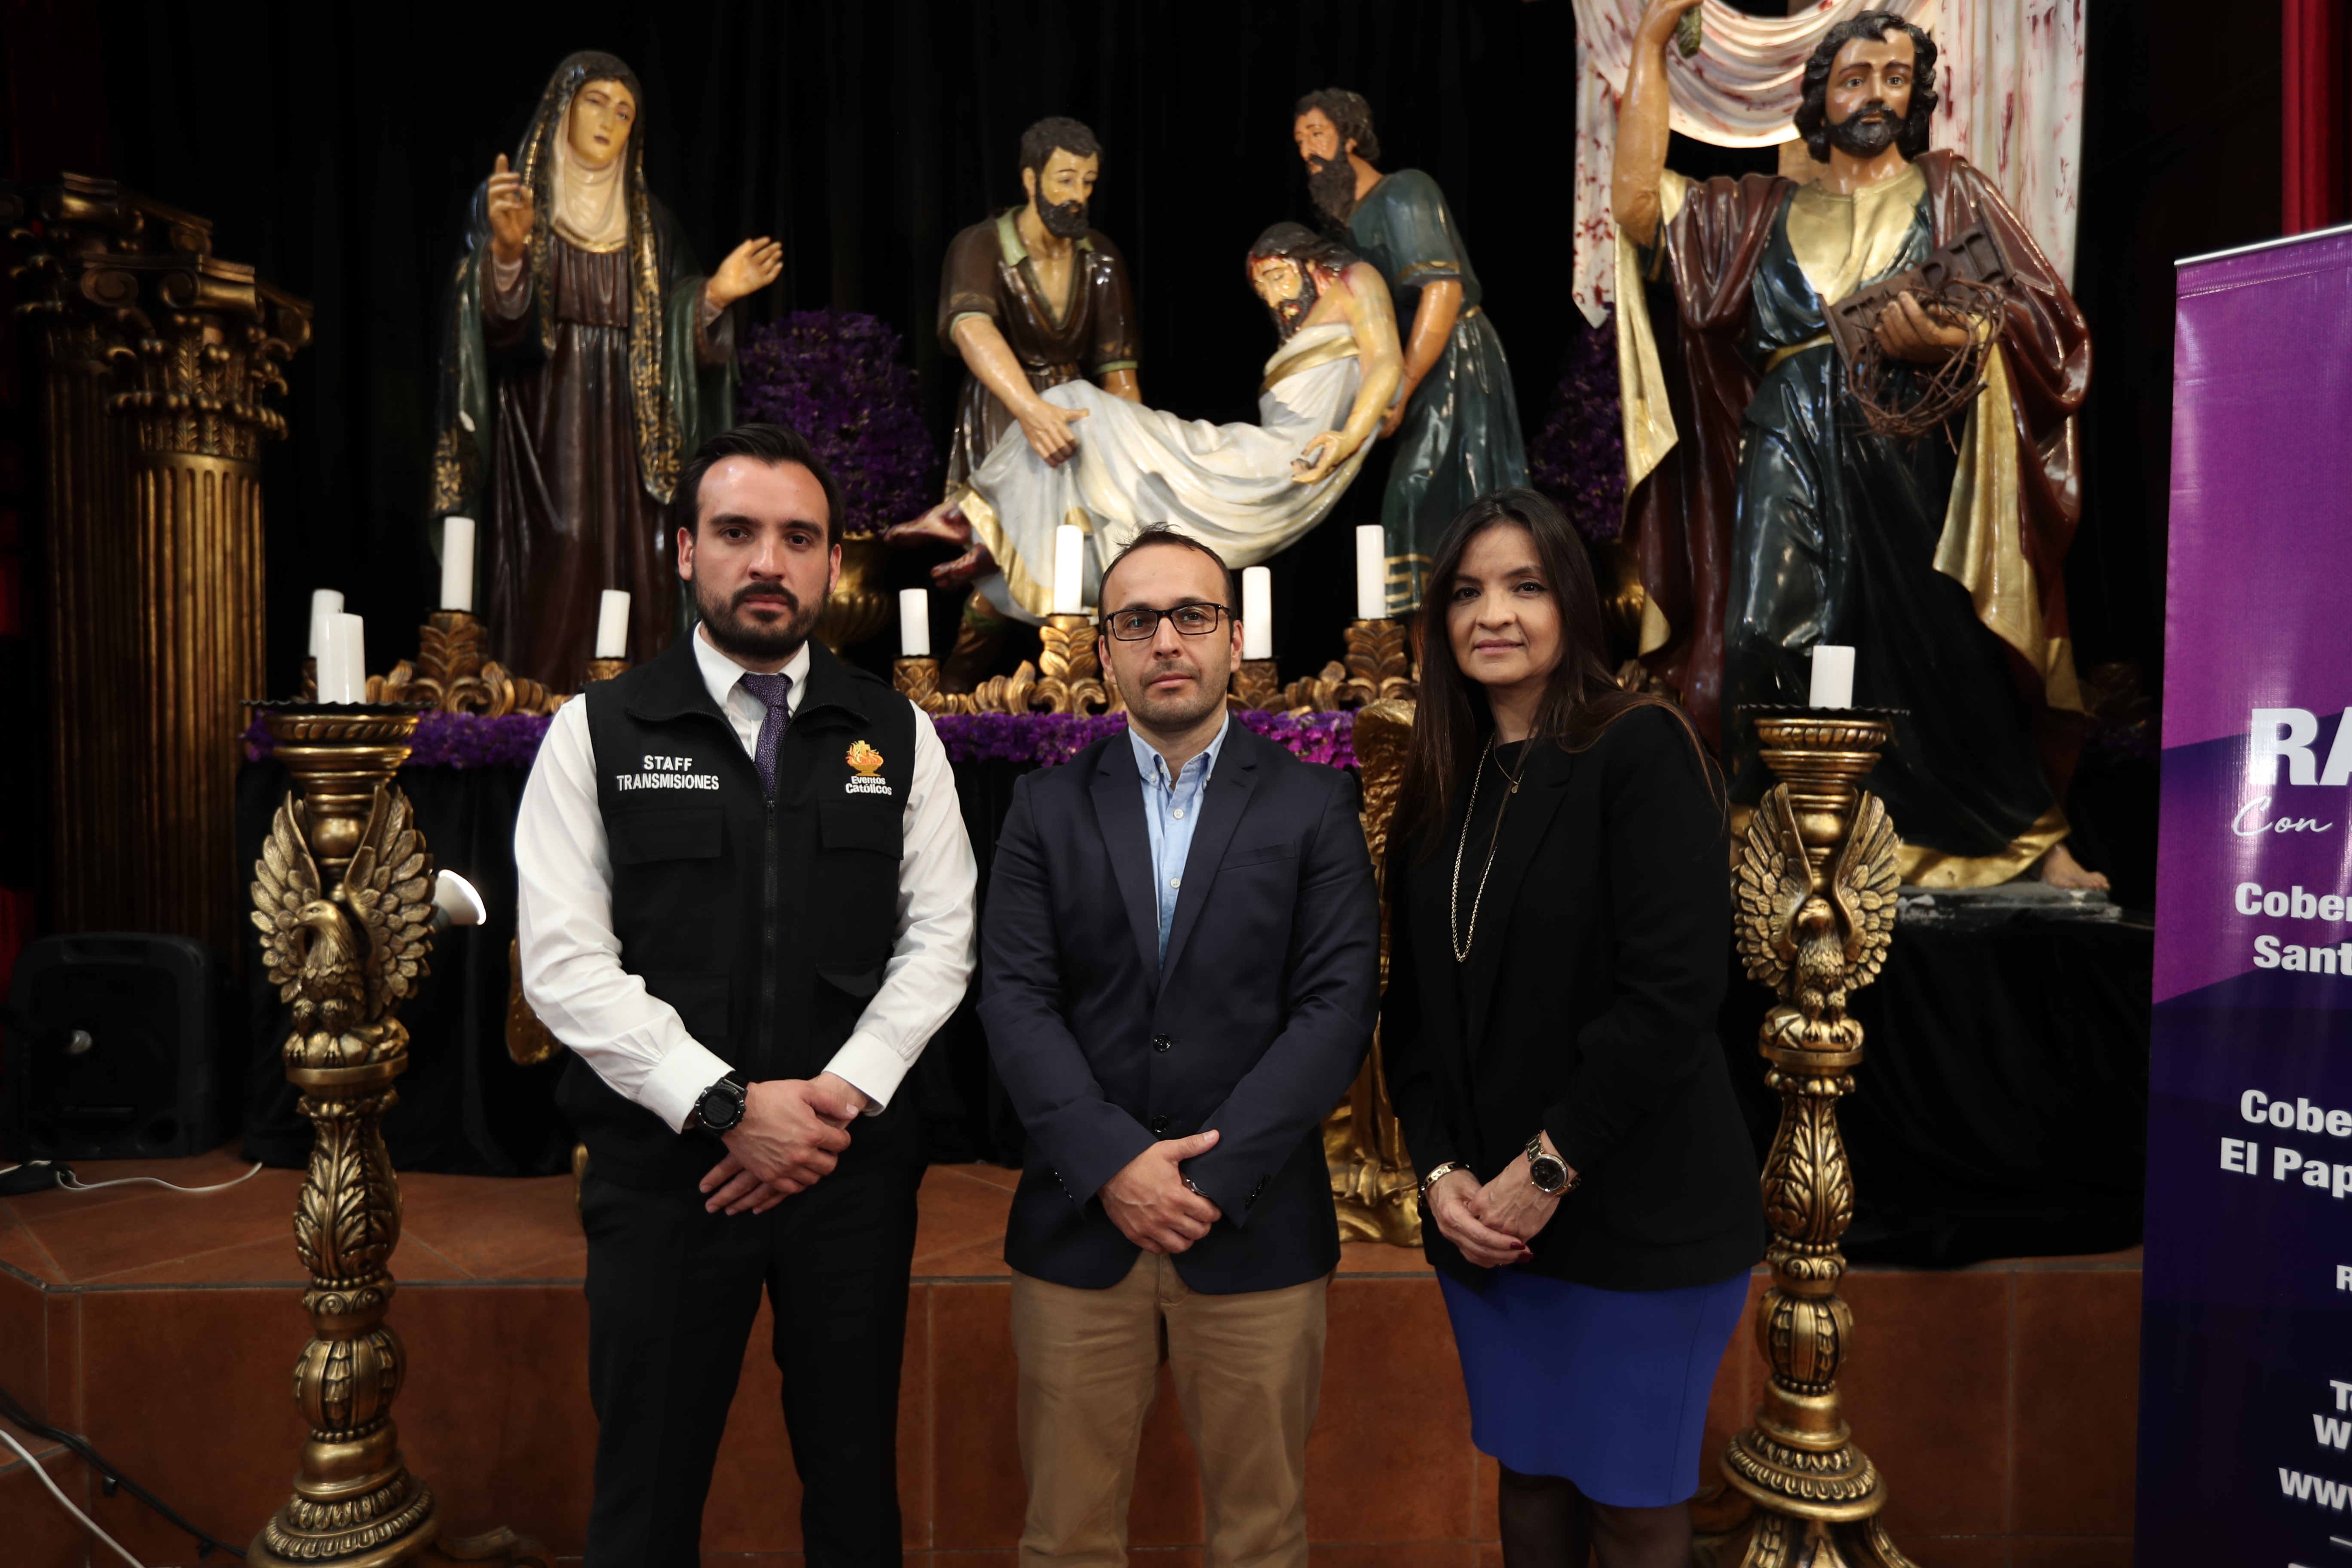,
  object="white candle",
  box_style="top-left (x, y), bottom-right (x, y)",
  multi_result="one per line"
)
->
top-left (317, 612), bottom-right (367, 704)
top-left (899, 588), bottom-right (931, 657)
top-left (1051, 524), bottom-right (1085, 616)
top-left (1809, 644), bottom-right (1856, 710)
top-left (307, 589), bottom-right (343, 659)
top-left (594, 591), bottom-right (631, 660)
top-left (1242, 567), bottom-right (1273, 660)
top-left (439, 515), bottom-right (475, 612)
top-left (1354, 526), bottom-right (1386, 621)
